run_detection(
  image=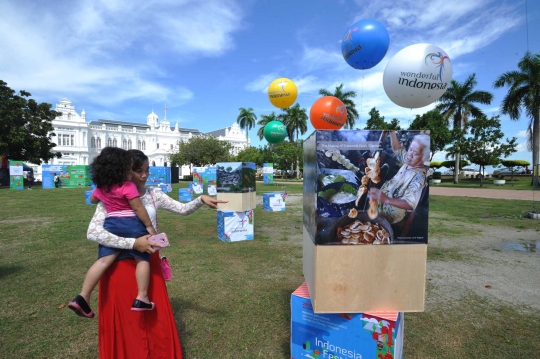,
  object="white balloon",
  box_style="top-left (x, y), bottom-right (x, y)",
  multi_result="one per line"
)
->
top-left (383, 43), bottom-right (453, 109)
